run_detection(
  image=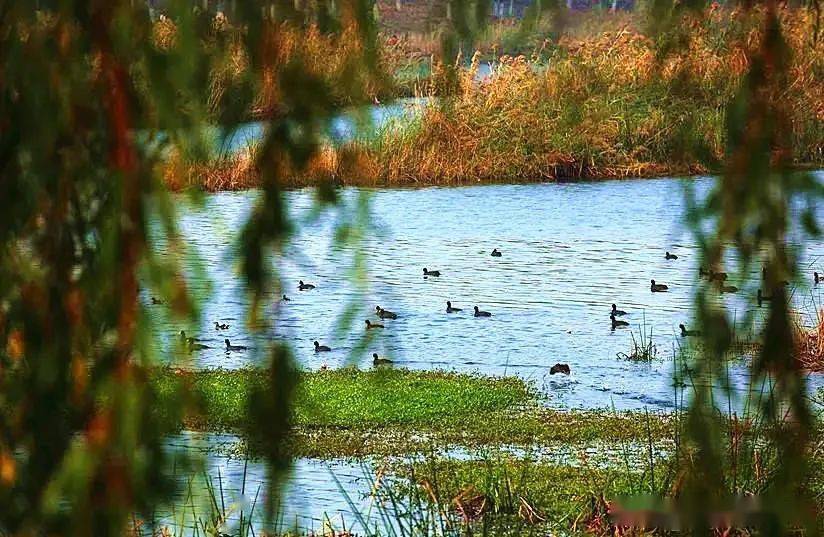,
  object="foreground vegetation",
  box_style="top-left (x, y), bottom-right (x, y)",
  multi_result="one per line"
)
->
top-left (151, 367), bottom-right (674, 457)
top-left (175, 7), bottom-right (824, 189)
